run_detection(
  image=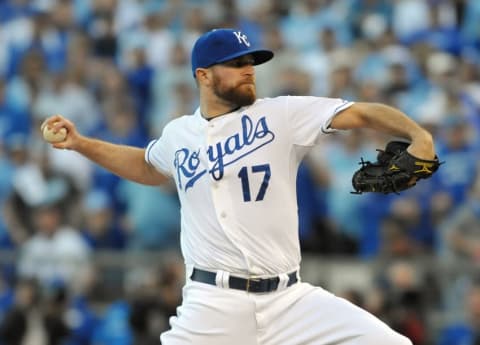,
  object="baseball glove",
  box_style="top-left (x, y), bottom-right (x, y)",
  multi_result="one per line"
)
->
top-left (351, 141), bottom-right (441, 194)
